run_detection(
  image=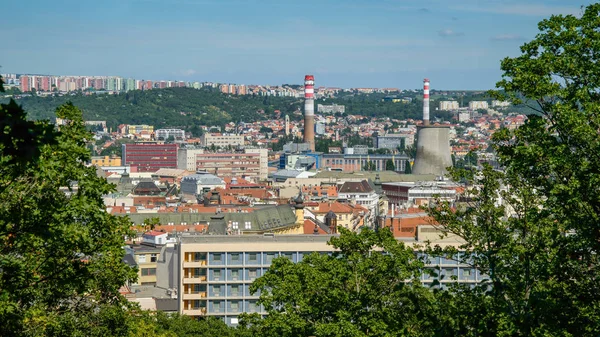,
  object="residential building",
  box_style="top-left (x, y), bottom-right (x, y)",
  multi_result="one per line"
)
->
top-left (122, 143), bottom-right (179, 172)
top-left (382, 181), bottom-right (458, 208)
top-left (438, 101), bottom-right (459, 111)
top-left (156, 128), bottom-right (186, 140)
top-left (468, 101), bottom-right (489, 110)
top-left (201, 133), bottom-right (244, 148)
top-left (127, 125), bottom-right (154, 135)
top-left (317, 104), bottom-right (345, 114)
top-left (174, 232), bottom-right (475, 325)
top-left (91, 155), bottom-right (122, 167)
